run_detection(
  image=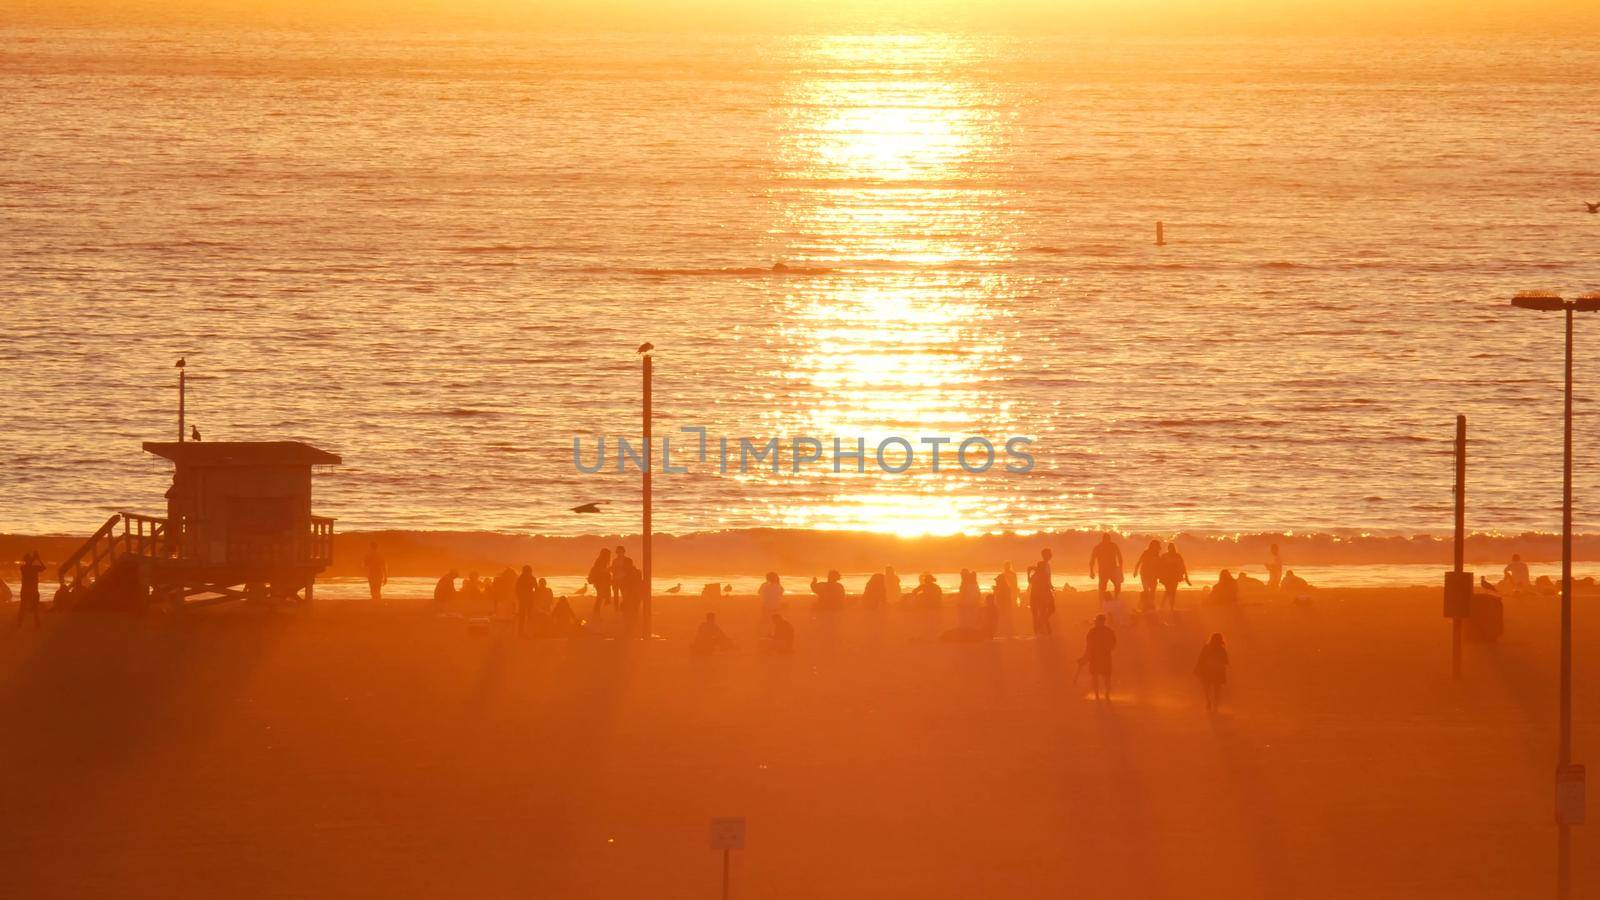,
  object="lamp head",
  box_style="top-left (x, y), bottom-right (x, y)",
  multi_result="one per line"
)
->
top-left (1573, 293), bottom-right (1600, 313)
top-left (1512, 292), bottom-right (1567, 311)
